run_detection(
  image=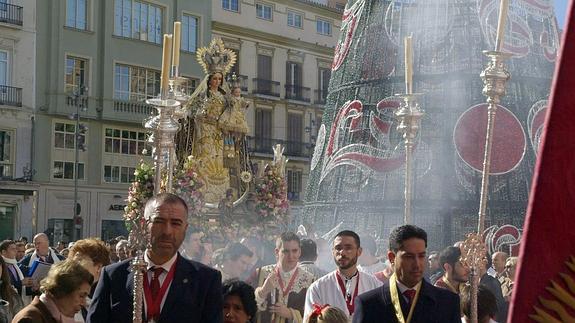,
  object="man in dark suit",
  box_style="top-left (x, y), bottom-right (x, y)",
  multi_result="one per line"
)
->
top-left (352, 225), bottom-right (461, 323)
top-left (87, 193), bottom-right (223, 323)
